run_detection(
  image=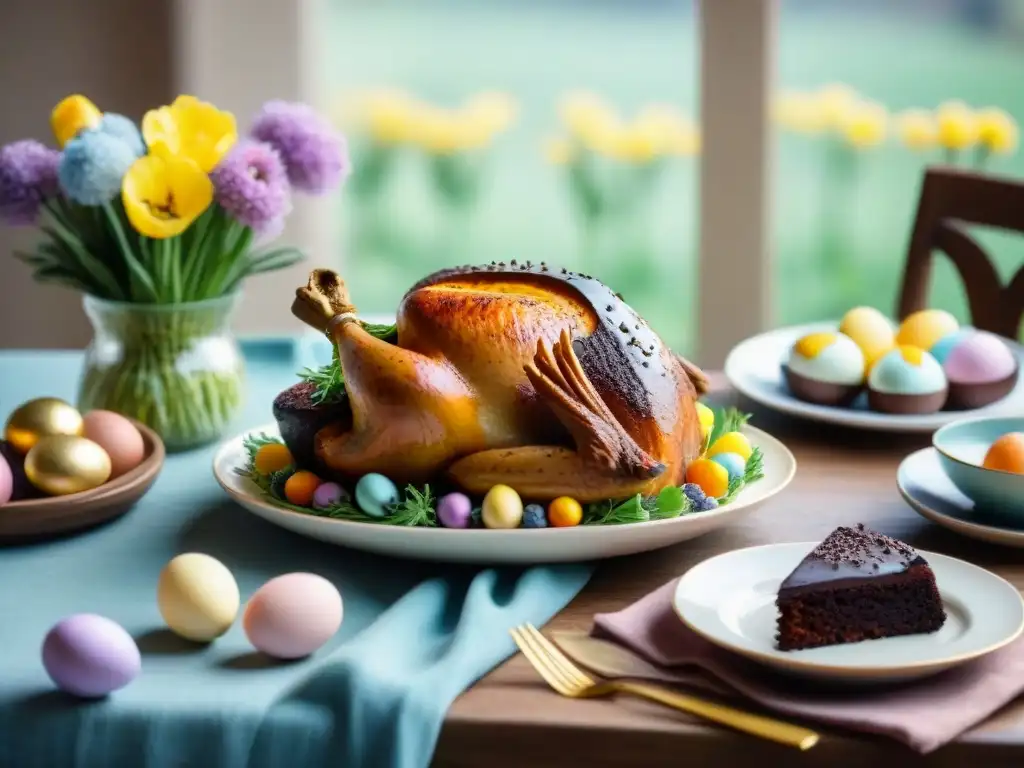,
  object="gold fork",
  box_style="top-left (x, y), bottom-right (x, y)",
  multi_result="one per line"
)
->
top-left (511, 623), bottom-right (819, 751)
